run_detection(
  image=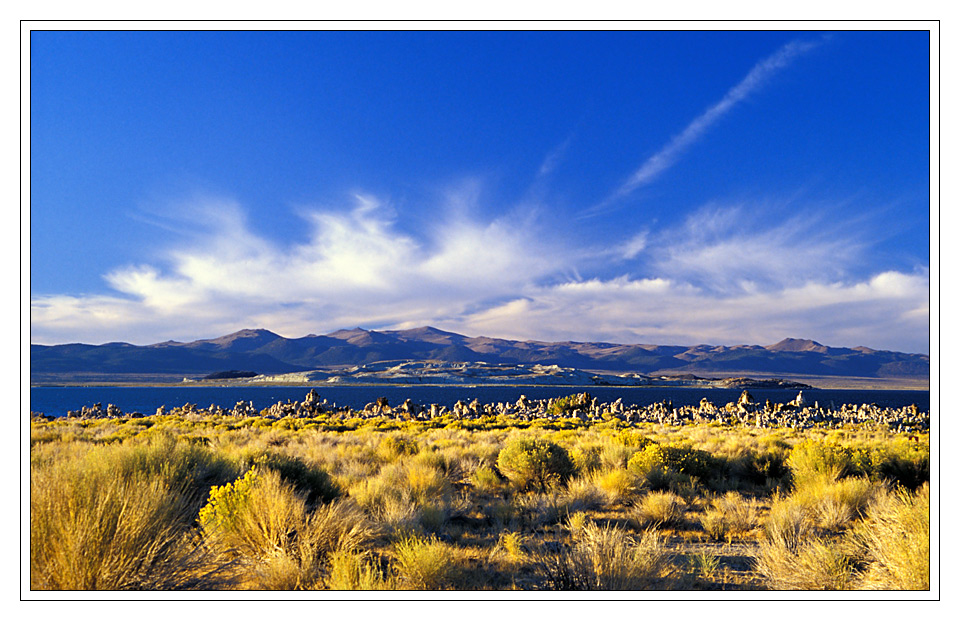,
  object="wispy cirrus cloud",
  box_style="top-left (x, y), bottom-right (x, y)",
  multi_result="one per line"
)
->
top-left (536, 135), bottom-right (574, 179)
top-left (645, 202), bottom-right (868, 293)
top-left (586, 38), bottom-right (823, 215)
